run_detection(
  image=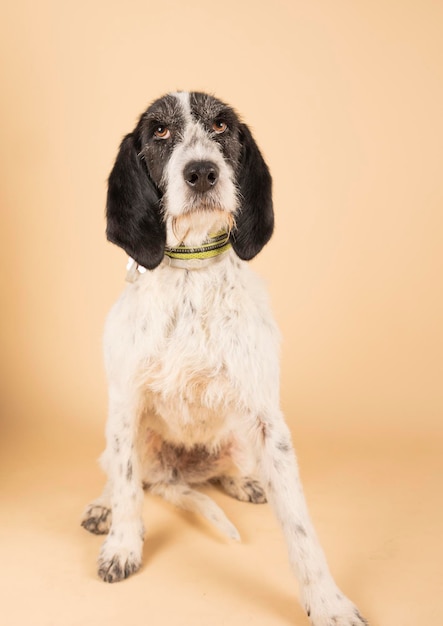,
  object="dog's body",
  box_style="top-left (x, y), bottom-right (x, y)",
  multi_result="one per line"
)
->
top-left (82, 92), bottom-right (368, 626)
